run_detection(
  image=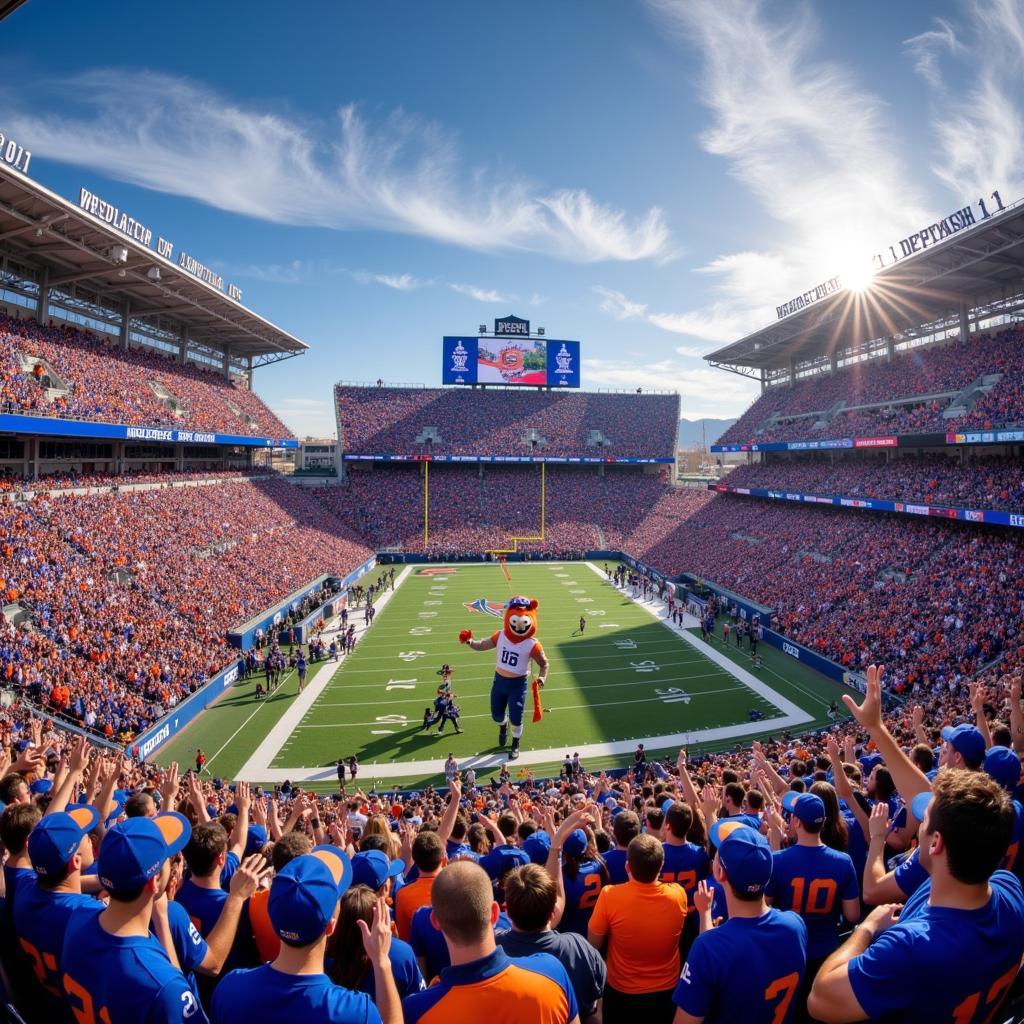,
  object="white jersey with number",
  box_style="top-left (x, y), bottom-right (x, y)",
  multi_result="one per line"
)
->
top-left (490, 630), bottom-right (542, 678)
